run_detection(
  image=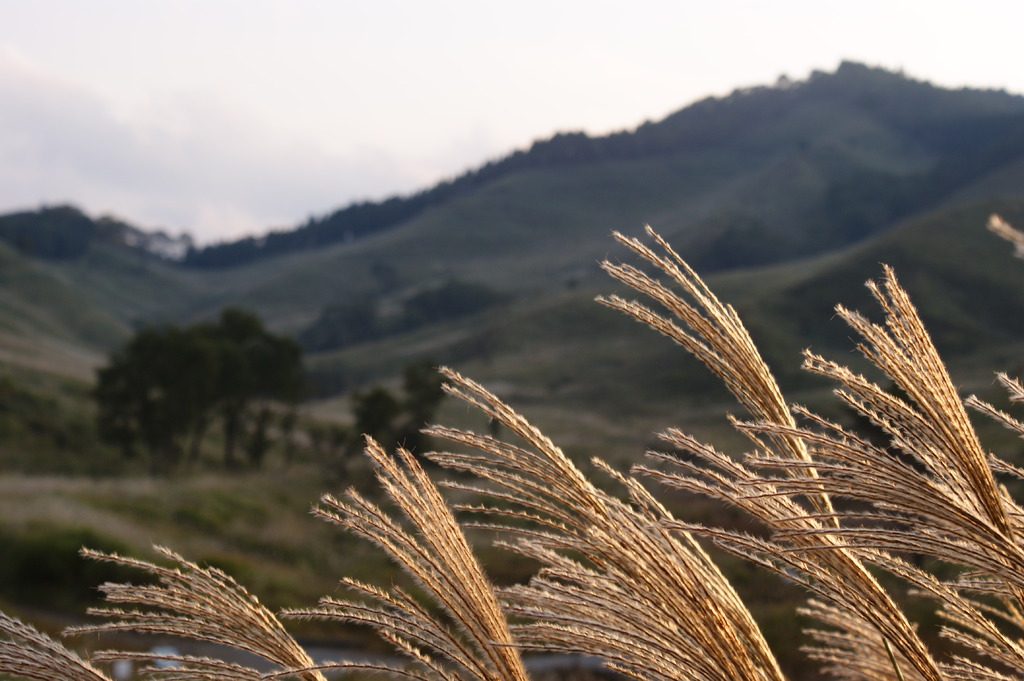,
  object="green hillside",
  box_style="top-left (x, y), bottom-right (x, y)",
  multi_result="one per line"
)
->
top-left (0, 241), bottom-right (125, 372)
top-left (2, 61), bottom-right (1024, 447)
top-left (178, 61), bottom-right (1024, 269)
